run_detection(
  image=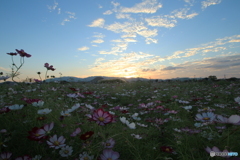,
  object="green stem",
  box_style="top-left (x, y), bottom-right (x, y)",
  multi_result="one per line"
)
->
top-left (11, 57), bottom-right (24, 82)
top-left (45, 70), bottom-right (48, 81)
